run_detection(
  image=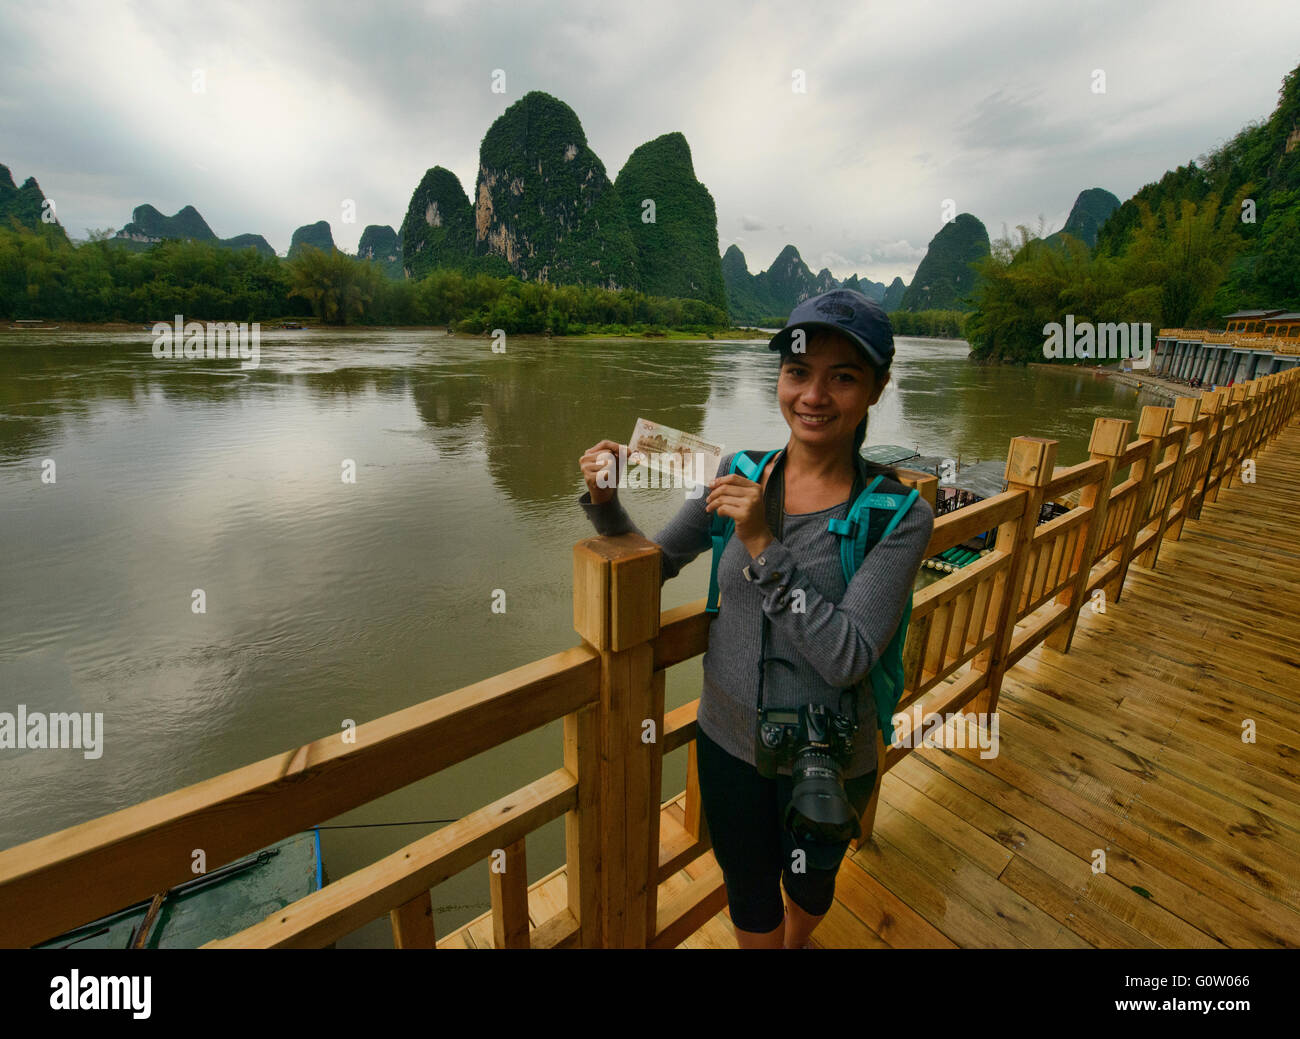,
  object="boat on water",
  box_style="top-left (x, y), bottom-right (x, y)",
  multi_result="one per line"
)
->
top-left (863, 445), bottom-right (1071, 576)
top-left (34, 830), bottom-right (324, 949)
